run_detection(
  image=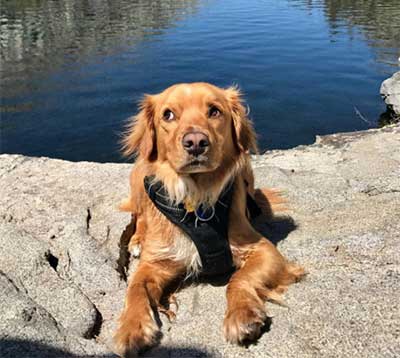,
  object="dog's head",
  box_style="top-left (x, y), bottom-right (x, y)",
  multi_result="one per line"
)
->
top-left (122, 83), bottom-right (257, 175)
